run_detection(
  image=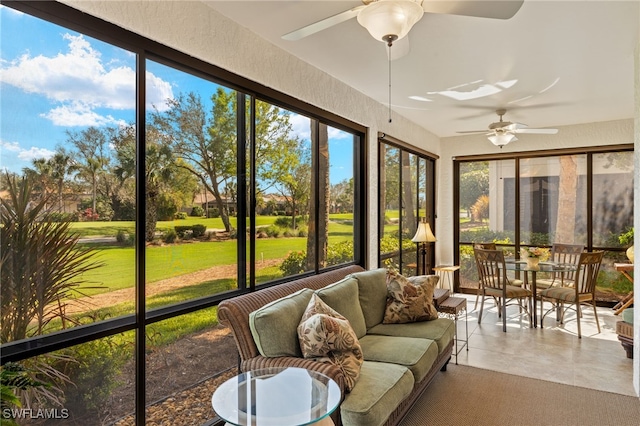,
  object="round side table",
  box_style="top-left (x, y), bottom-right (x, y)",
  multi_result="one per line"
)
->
top-left (212, 367), bottom-right (341, 426)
